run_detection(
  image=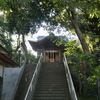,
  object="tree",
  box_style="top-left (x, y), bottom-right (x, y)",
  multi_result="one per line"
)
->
top-left (0, 0), bottom-right (54, 64)
top-left (42, 1), bottom-right (99, 97)
top-left (65, 40), bottom-right (98, 98)
top-left (0, 1), bottom-right (99, 98)
top-left (0, 11), bottom-right (13, 56)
